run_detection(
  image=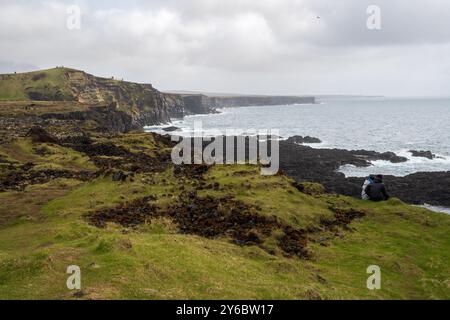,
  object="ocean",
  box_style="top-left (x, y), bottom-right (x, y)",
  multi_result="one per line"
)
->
top-left (145, 97), bottom-right (450, 178)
